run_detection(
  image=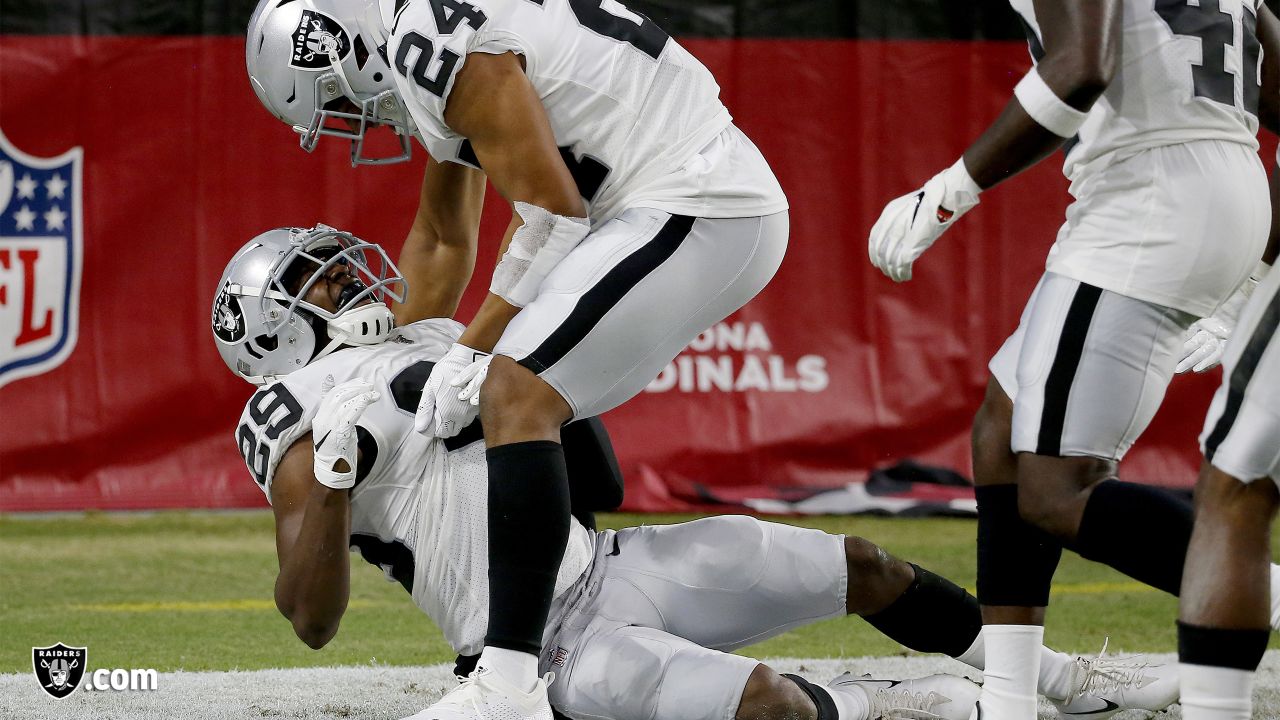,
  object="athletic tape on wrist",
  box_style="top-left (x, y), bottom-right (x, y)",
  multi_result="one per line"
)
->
top-left (1014, 67), bottom-right (1088, 138)
top-left (492, 202), bottom-right (589, 307)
